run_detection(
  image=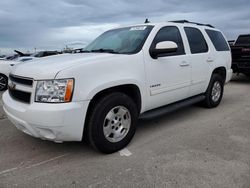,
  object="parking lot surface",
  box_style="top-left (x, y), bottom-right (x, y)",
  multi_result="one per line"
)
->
top-left (0, 75), bottom-right (250, 188)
